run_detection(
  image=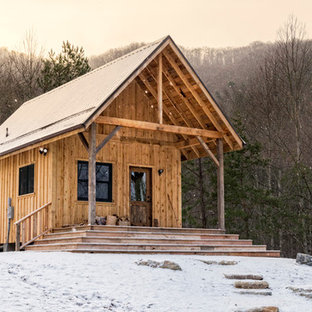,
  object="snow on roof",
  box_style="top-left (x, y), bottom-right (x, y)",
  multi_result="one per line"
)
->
top-left (0, 37), bottom-right (168, 156)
